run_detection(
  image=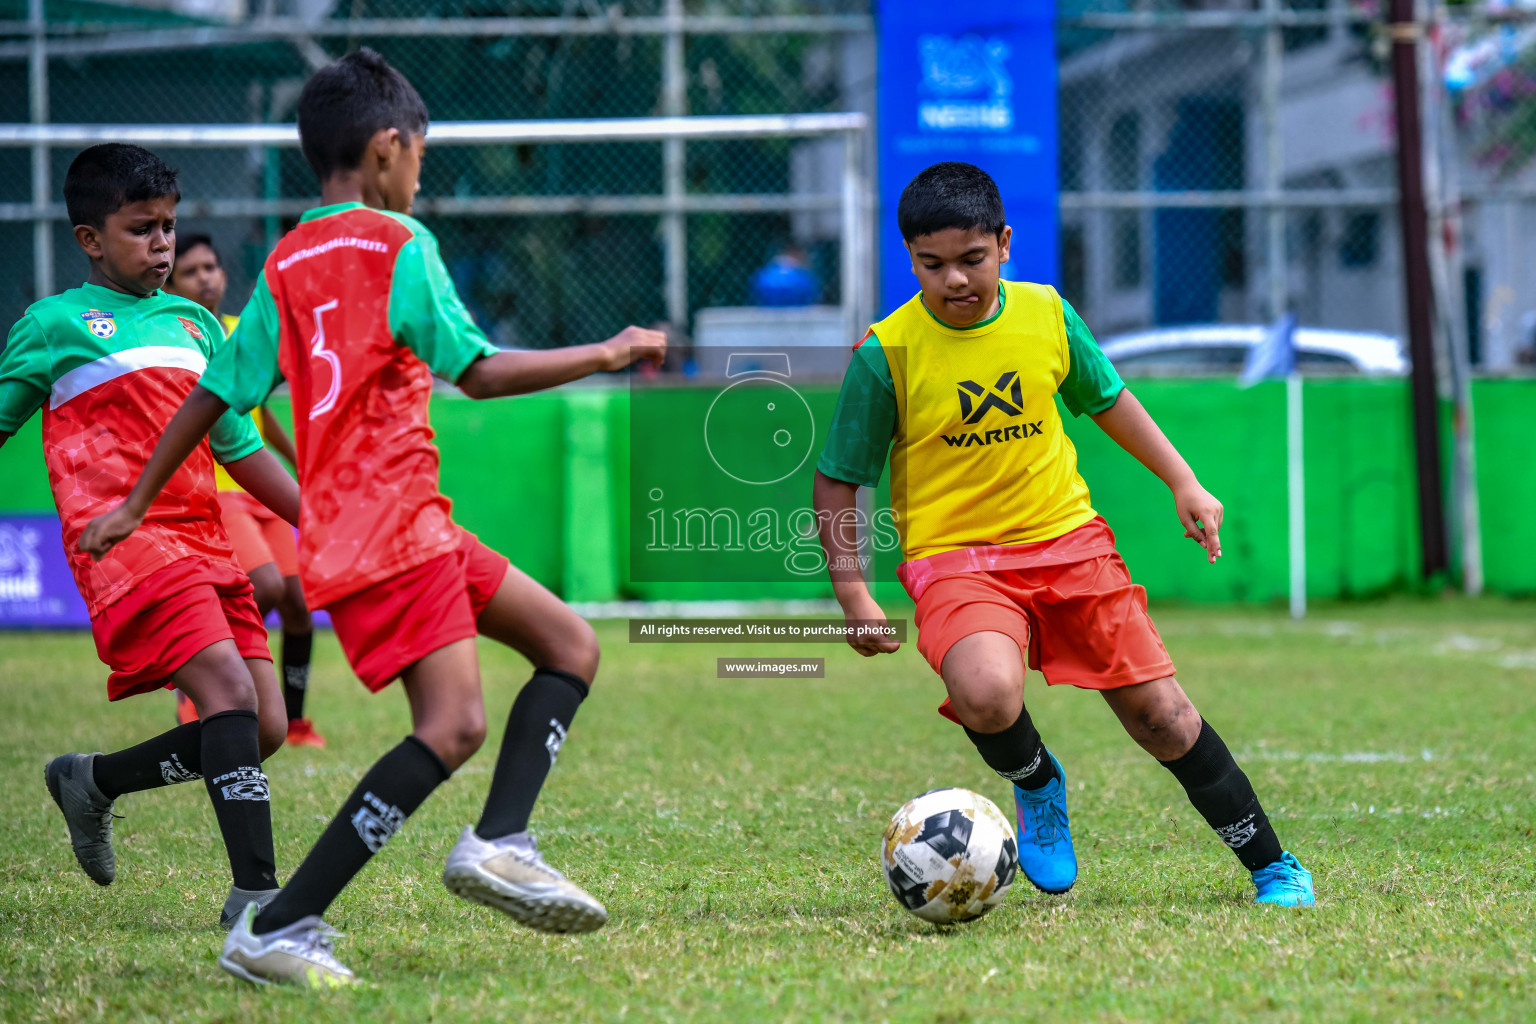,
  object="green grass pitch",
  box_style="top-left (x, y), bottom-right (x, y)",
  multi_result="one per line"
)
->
top-left (2, 599), bottom-right (1533, 1023)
